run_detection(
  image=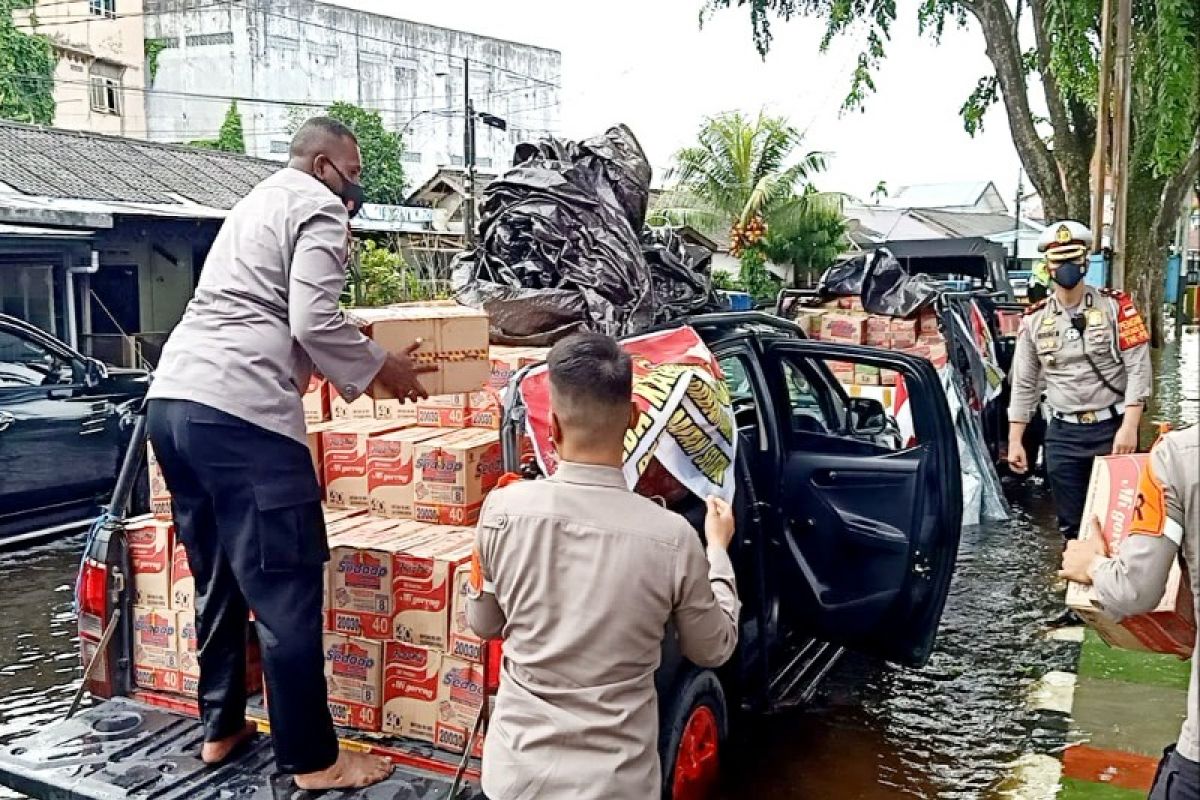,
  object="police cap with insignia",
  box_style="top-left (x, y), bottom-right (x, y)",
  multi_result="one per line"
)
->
top-left (1036, 220), bottom-right (1093, 263)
